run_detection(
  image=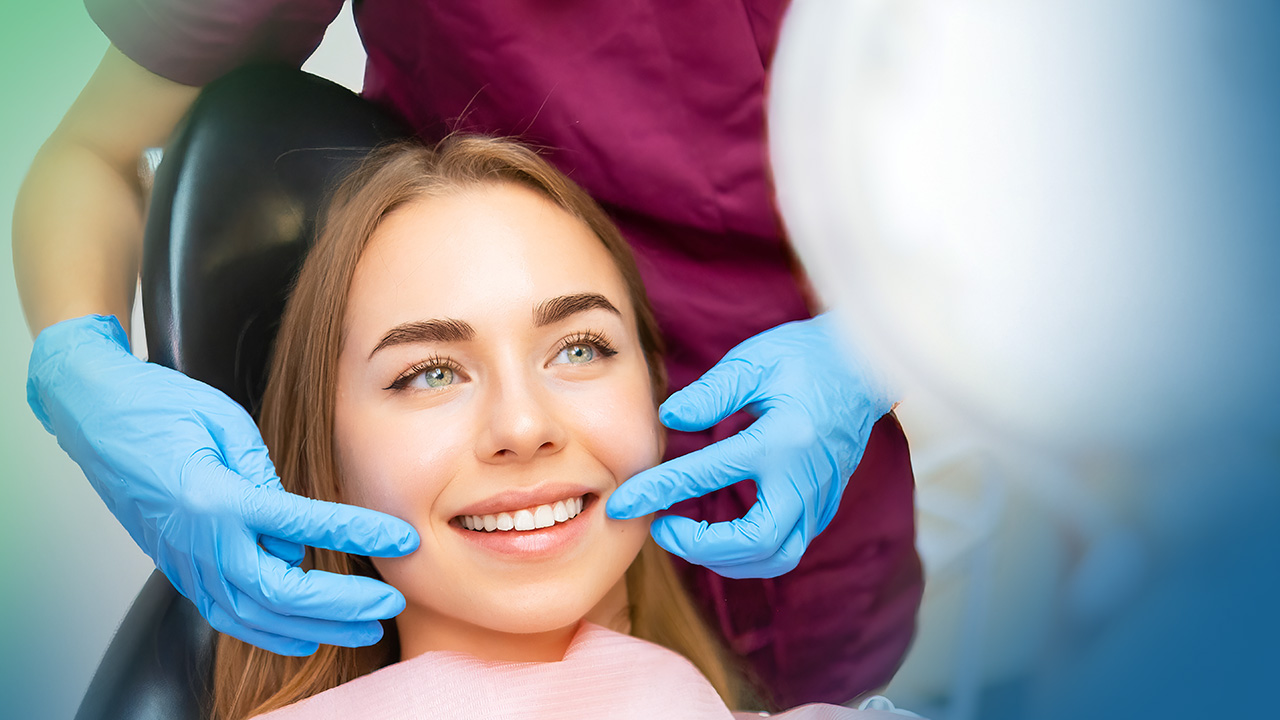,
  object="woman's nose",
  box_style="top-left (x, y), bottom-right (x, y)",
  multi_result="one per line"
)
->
top-left (475, 374), bottom-right (567, 462)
